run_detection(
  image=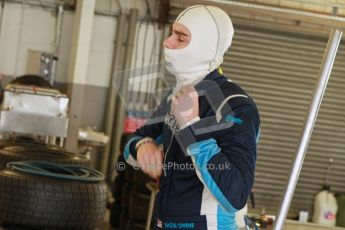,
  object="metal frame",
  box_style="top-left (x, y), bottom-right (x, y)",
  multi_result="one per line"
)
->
top-left (106, 9), bottom-right (139, 182)
top-left (0, 85), bottom-right (70, 147)
top-left (273, 29), bottom-right (342, 230)
top-left (145, 182), bottom-right (158, 230)
top-left (99, 13), bottom-right (126, 176)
